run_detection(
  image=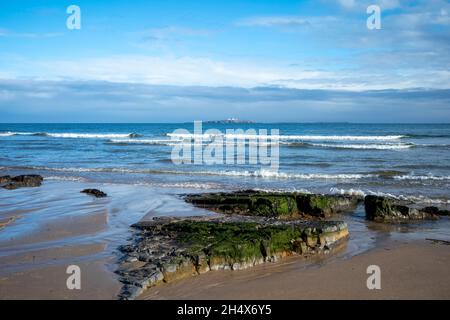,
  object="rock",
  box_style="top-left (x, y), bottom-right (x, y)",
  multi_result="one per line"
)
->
top-left (160, 257), bottom-right (197, 283)
top-left (2, 175), bottom-right (43, 190)
top-left (364, 195), bottom-right (440, 222)
top-left (0, 176), bottom-right (11, 184)
top-left (116, 217), bottom-right (349, 299)
top-left (421, 206), bottom-right (450, 216)
top-left (185, 190), bottom-right (361, 219)
top-left (80, 189), bottom-right (107, 198)
top-left (296, 194), bottom-right (360, 218)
